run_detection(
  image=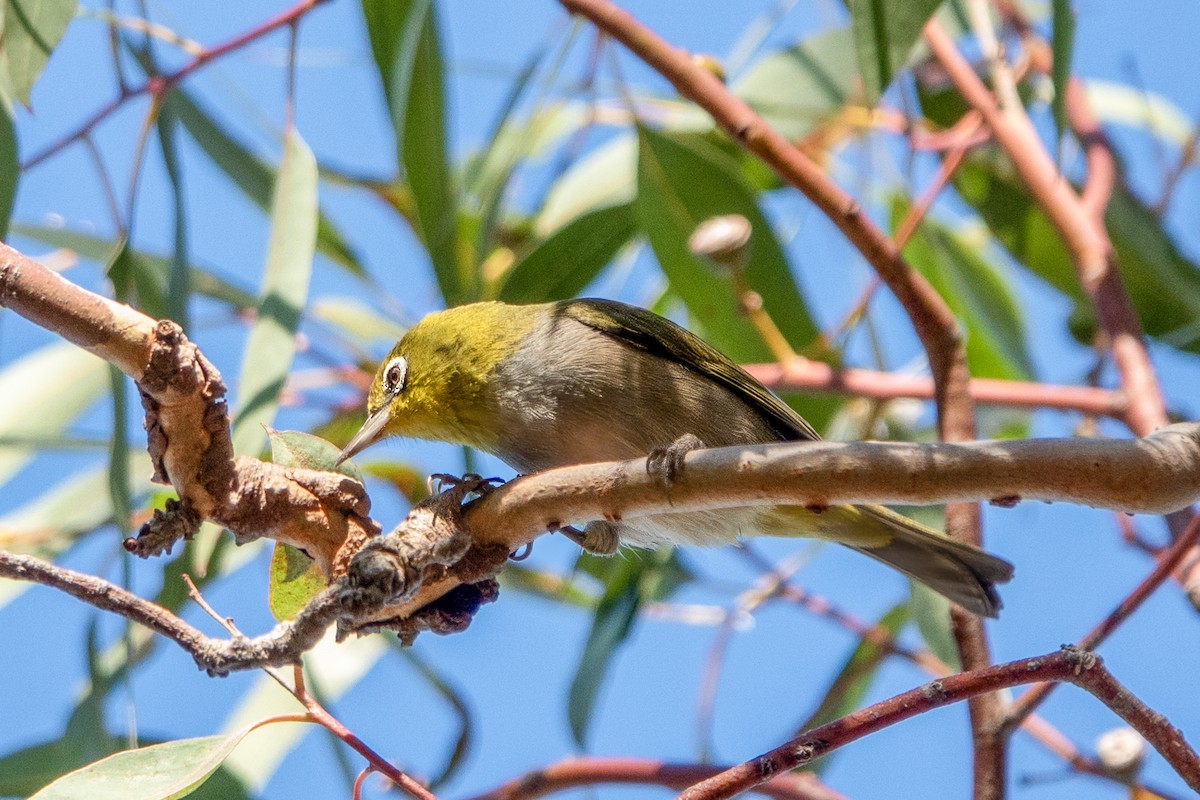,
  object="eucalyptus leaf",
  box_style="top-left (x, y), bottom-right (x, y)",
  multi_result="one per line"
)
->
top-left (635, 126), bottom-right (817, 361)
top-left (892, 196), bottom-right (1033, 379)
top-left (954, 150), bottom-right (1200, 355)
top-left (0, 105), bottom-right (17, 238)
top-left (733, 26), bottom-right (861, 140)
top-left (167, 89), bottom-right (362, 276)
top-left (846, 0), bottom-right (944, 103)
top-left (536, 134), bottom-right (637, 236)
top-left (363, 0), bottom-right (466, 302)
top-left (29, 729), bottom-right (253, 800)
top-left (909, 581), bottom-right (961, 670)
top-left (0, 0), bottom-right (76, 107)
top-left (0, 343), bottom-right (107, 488)
top-left (1050, 0), bottom-right (1075, 160)
top-left (567, 549), bottom-right (687, 745)
top-left (499, 203), bottom-right (636, 303)
top-left (10, 225), bottom-right (258, 310)
top-left (311, 297), bottom-right (406, 343)
top-left (231, 129), bottom-right (317, 457)
top-left (793, 602), bottom-right (909, 774)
